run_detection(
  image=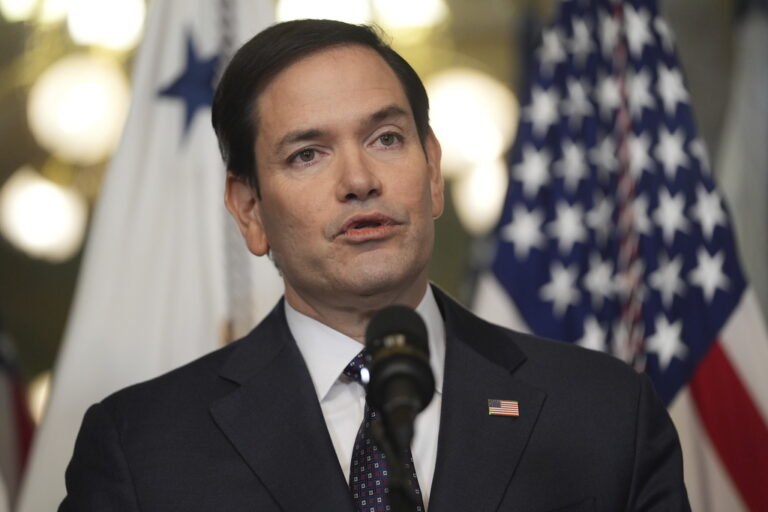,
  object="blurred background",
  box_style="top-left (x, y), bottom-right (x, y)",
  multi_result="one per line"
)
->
top-left (0, 0), bottom-right (747, 418)
top-left (1, 0), bottom-right (767, 510)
